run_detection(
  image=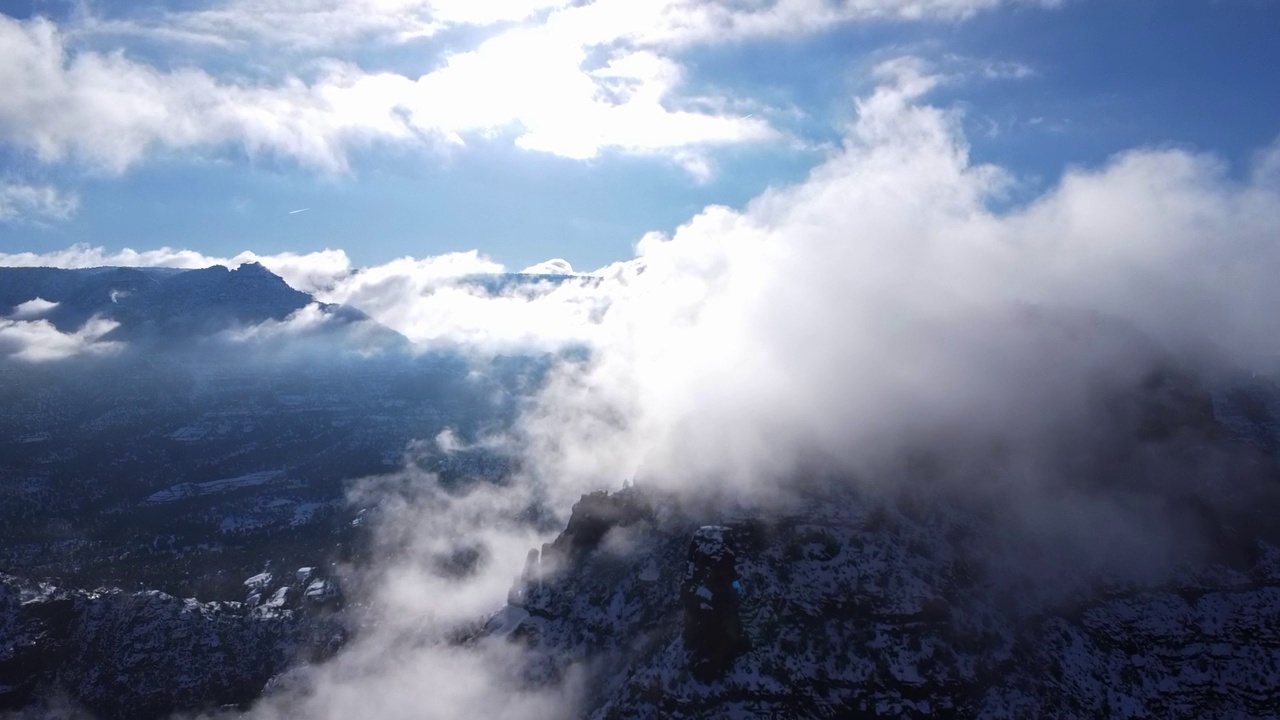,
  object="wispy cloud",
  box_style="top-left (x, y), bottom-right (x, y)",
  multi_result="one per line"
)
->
top-left (77, 0), bottom-right (1058, 52)
top-left (0, 14), bottom-right (771, 175)
top-left (0, 16), bottom-right (422, 172)
top-left (1, 0), bottom-right (1059, 177)
top-left (0, 181), bottom-right (79, 223)
top-left (74, 0), bottom-right (572, 51)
